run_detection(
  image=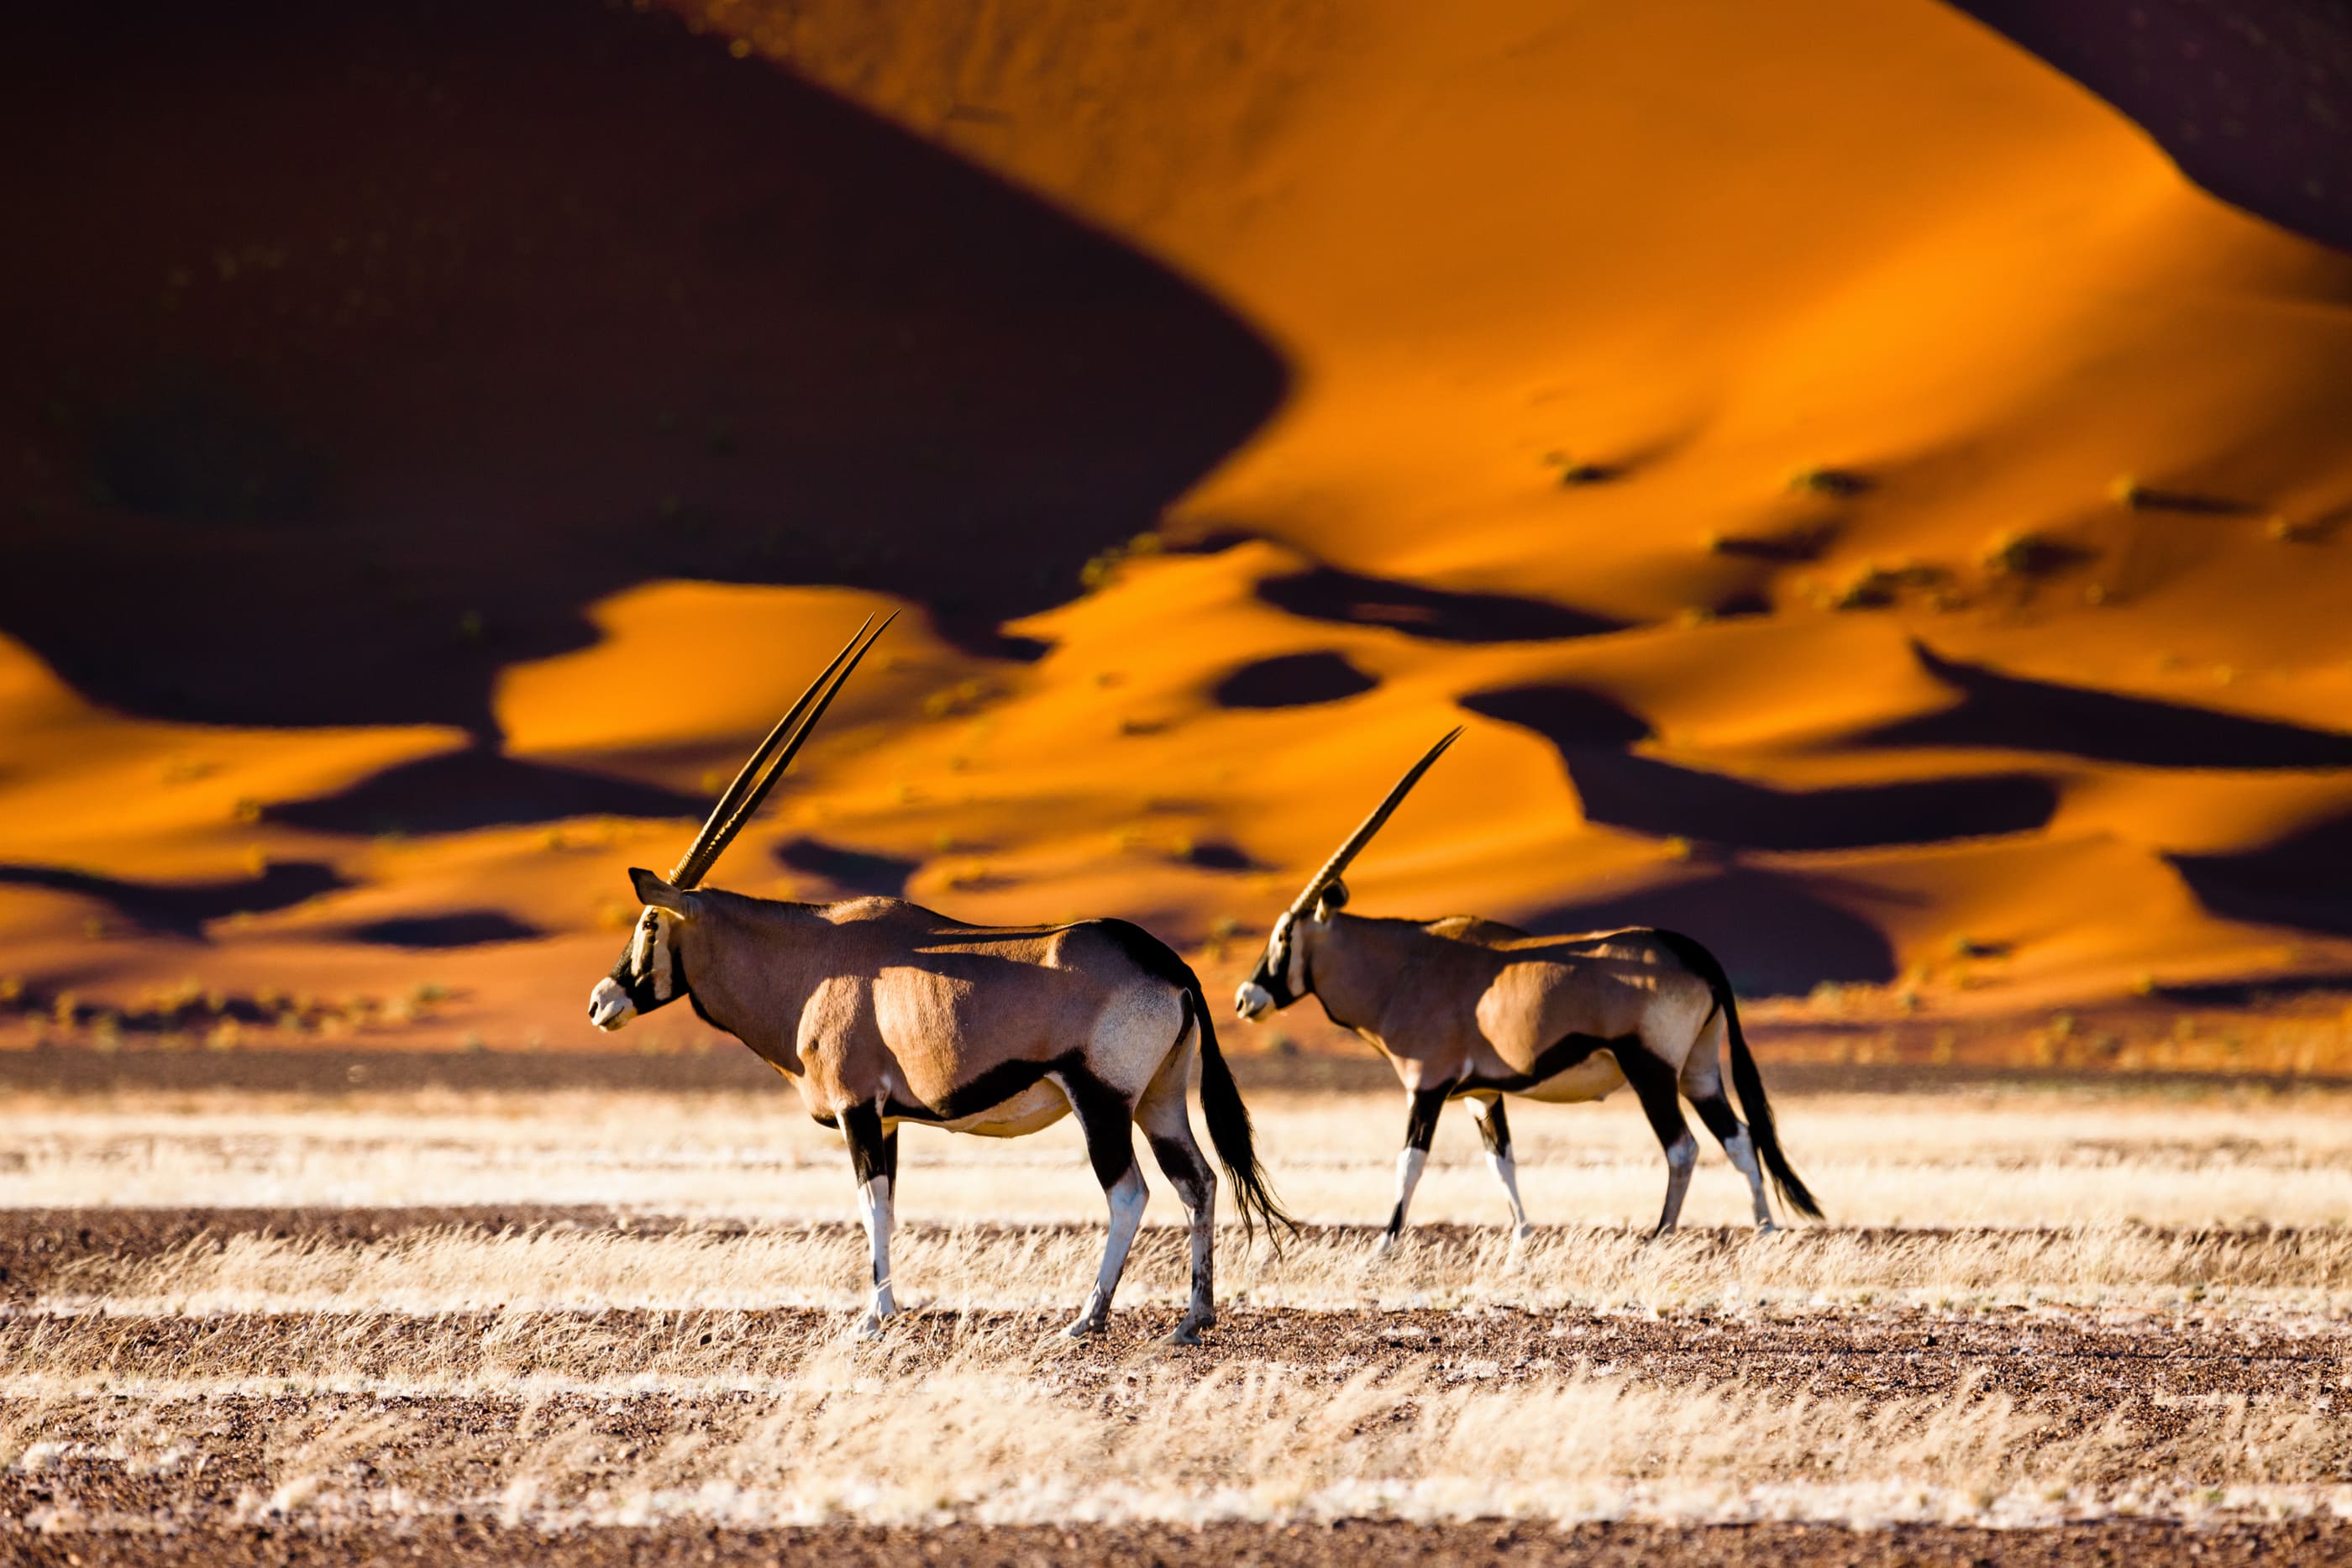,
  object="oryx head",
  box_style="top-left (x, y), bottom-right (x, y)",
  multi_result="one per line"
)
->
top-left (588, 615), bottom-right (893, 1032)
top-left (1235, 727), bottom-right (1461, 1023)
